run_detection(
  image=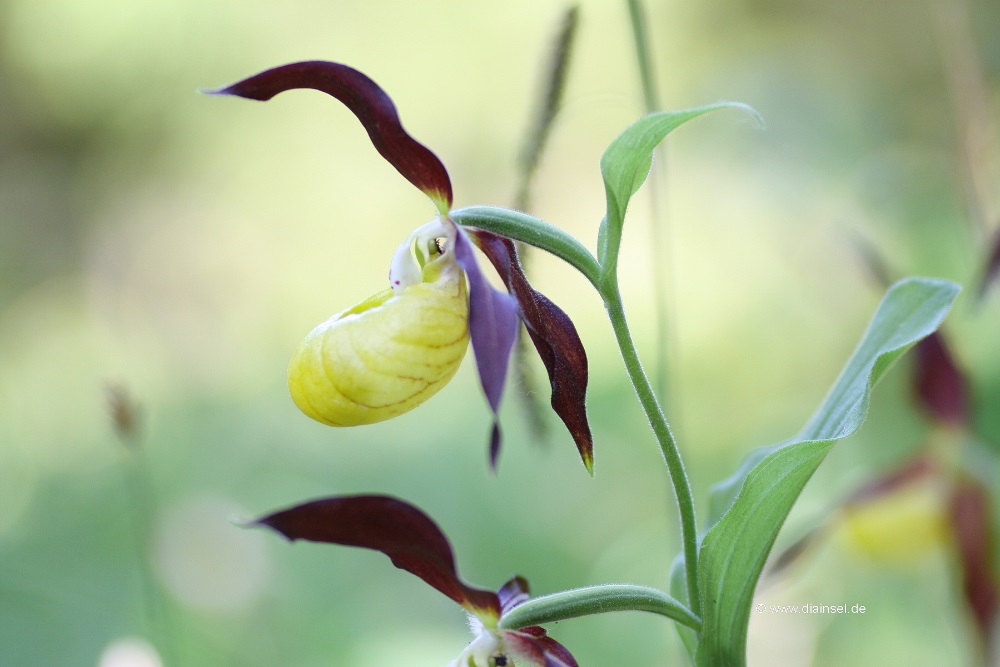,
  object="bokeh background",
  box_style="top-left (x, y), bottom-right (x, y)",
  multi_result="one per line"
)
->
top-left (2, 0), bottom-right (1000, 665)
